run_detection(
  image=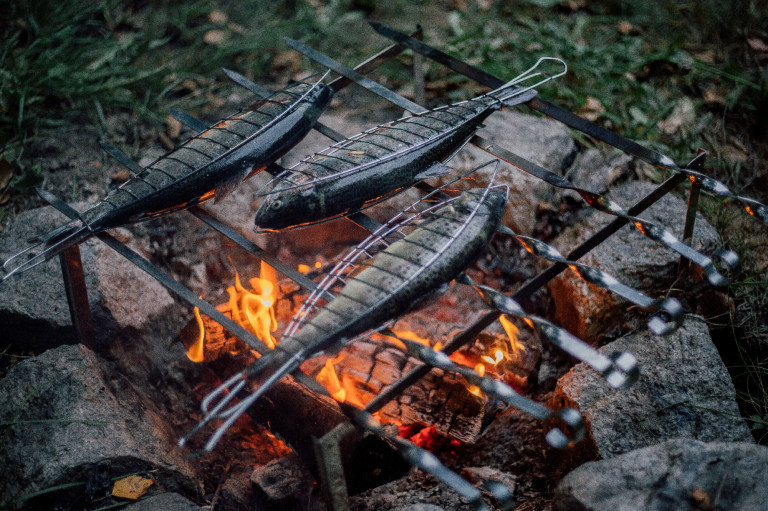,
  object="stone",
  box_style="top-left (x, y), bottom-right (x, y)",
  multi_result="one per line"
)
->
top-left (560, 148), bottom-right (631, 200)
top-left (448, 109), bottom-right (577, 235)
top-left (553, 317), bottom-right (753, 460)
top-left (548, 180), bottom-right (722, 340)
top-left (0, 202), bottom-right (179, 351)
top-left (0, 344), bottom-right (199, 507)
top-left (123, 492), bottom-right (203, 510)
top-left (554, 438), bottom-right (768, 511)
